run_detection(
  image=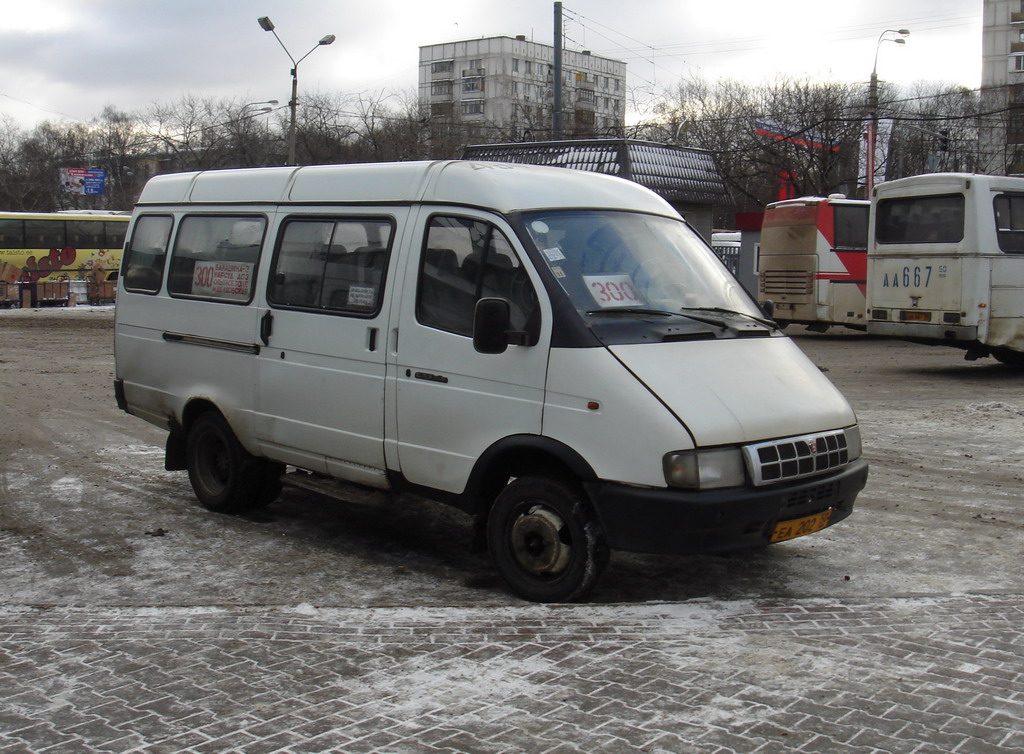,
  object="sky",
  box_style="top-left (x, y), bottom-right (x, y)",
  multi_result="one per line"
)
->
top-left (0, 0), bottom-right (982, 129)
